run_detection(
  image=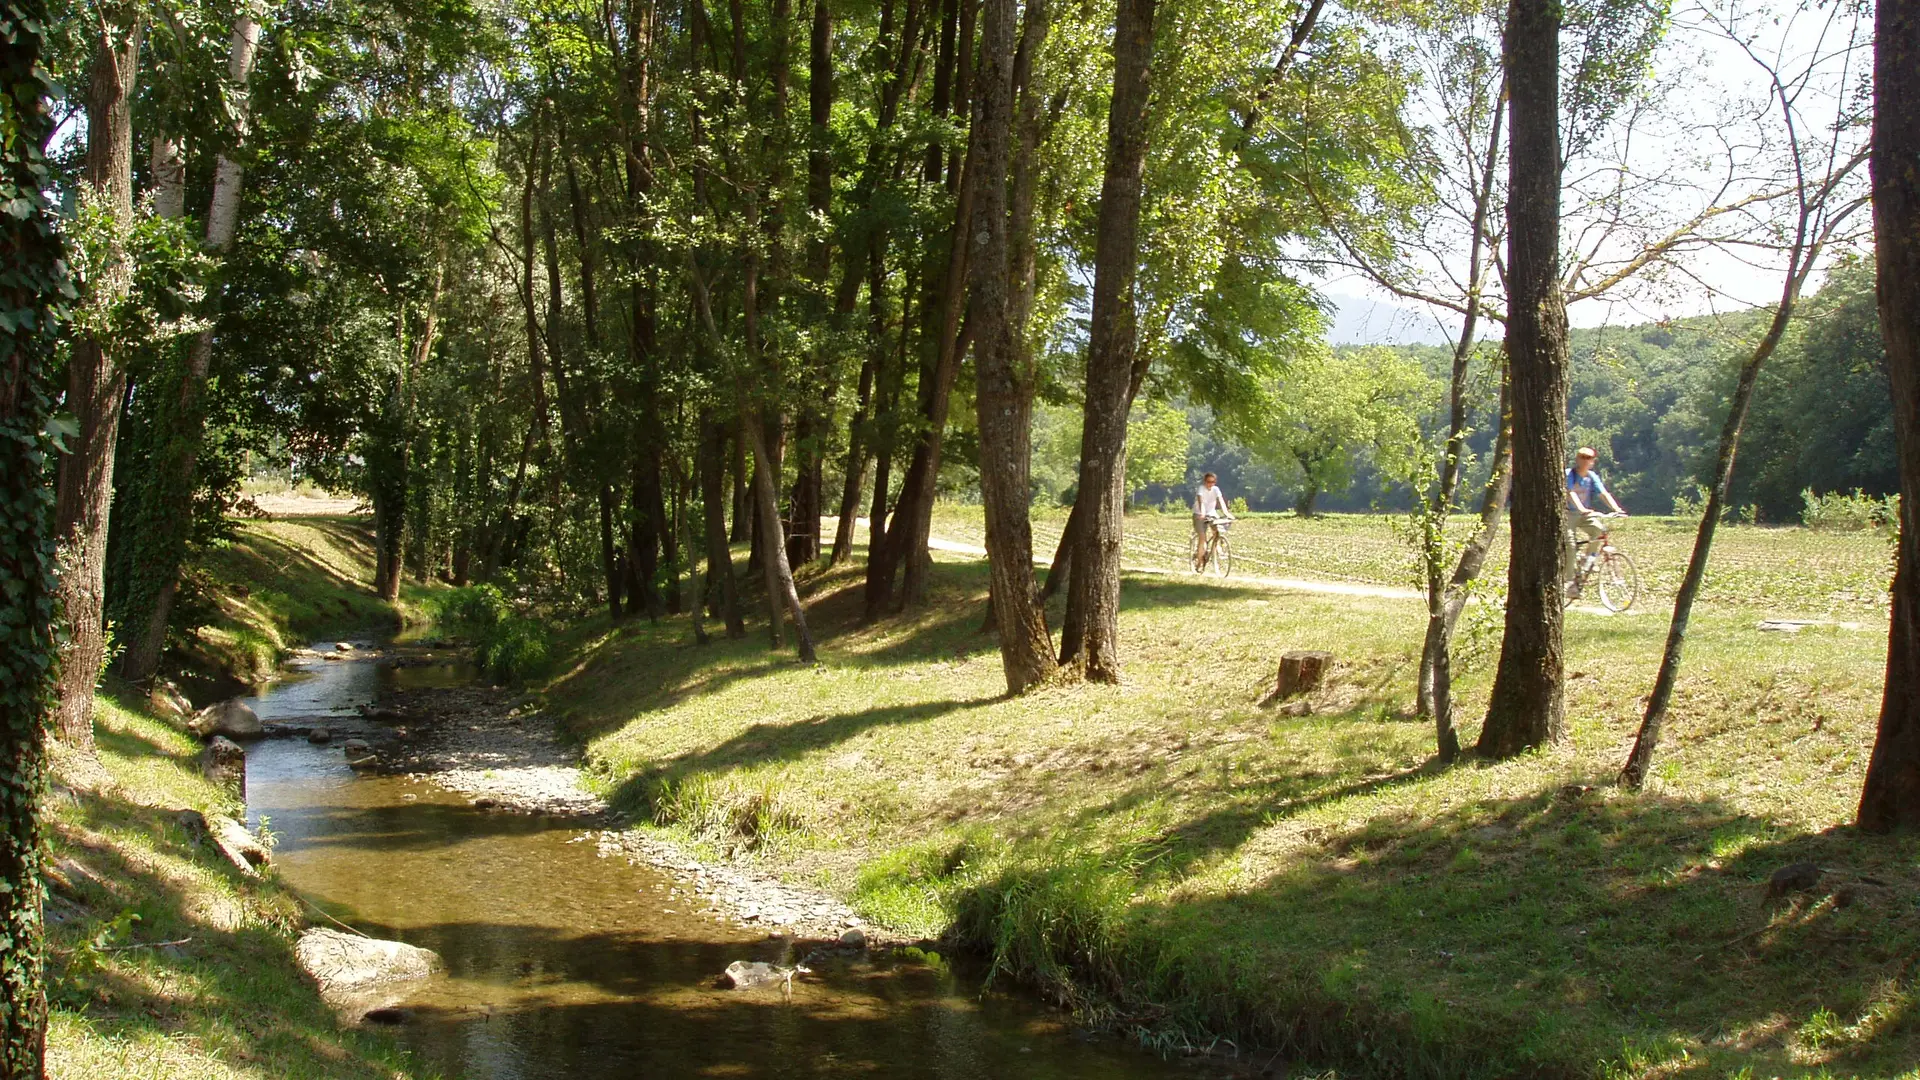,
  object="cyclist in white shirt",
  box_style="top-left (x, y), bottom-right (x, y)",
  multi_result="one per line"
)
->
top-left (1193, 472), bottom-right (1231, 566)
